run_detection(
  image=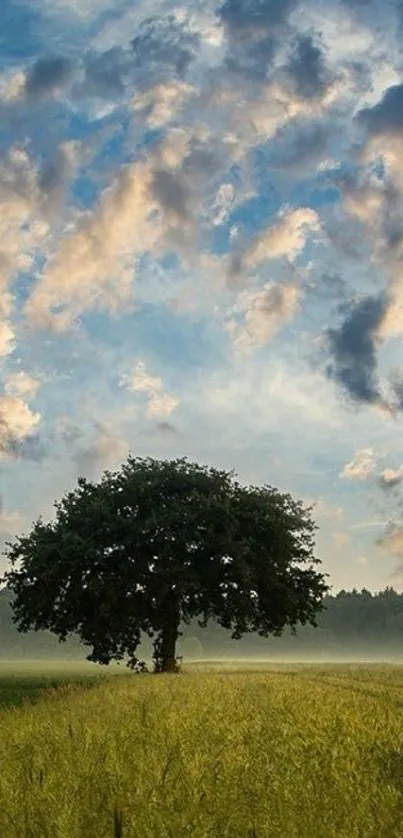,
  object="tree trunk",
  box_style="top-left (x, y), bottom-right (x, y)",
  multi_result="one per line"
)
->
top-left (160, 620), bottom-right (179, 672)
top-left (153, 586), bottom-right (181, 673)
